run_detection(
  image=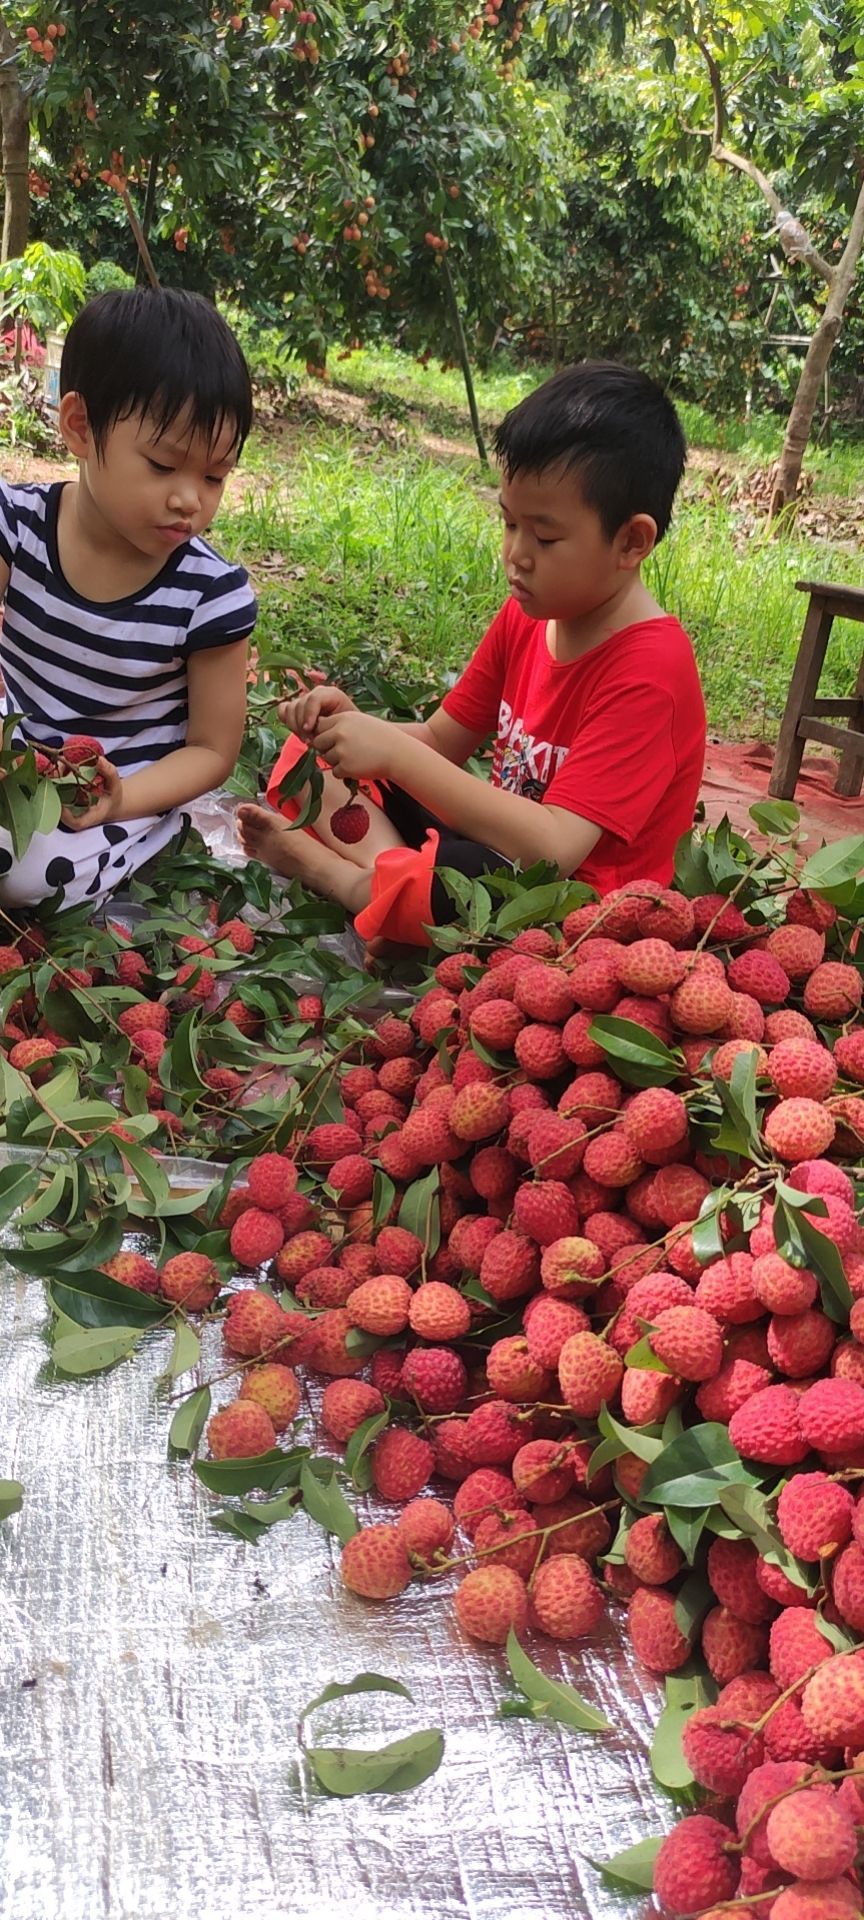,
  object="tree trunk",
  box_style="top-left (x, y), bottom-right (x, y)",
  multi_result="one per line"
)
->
top-left (770, 171), bottom-right (864, 518)
top-left (441, 252), bottom-right (489, 468)
top-left (0, 22), bottom-right (30, 262)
